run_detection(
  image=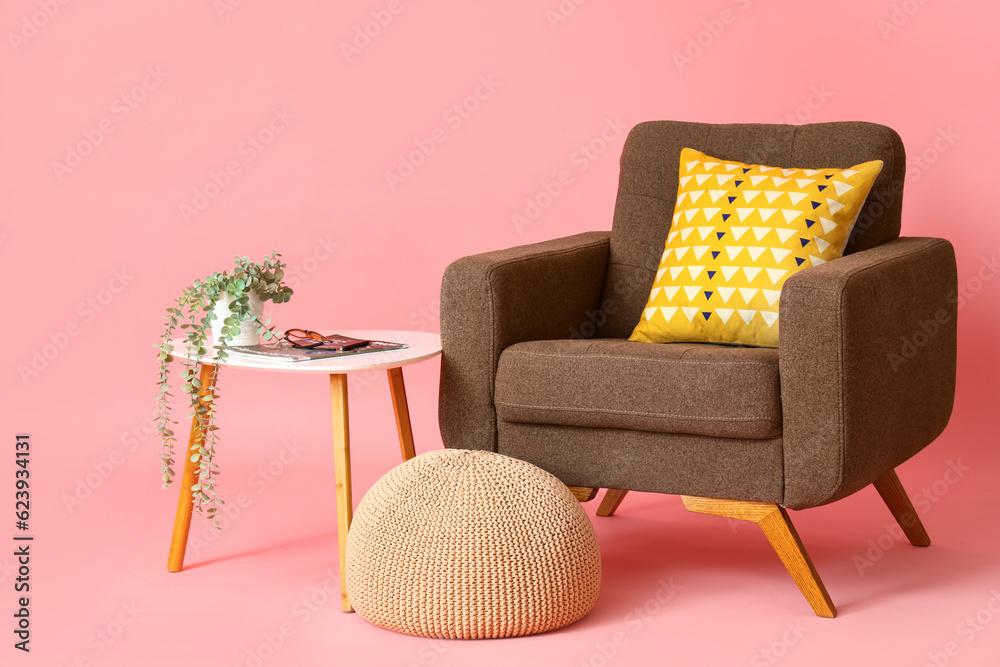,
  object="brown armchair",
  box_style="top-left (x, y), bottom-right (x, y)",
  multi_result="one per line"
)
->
top-left (438, 121), bottom-right (957, 617)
